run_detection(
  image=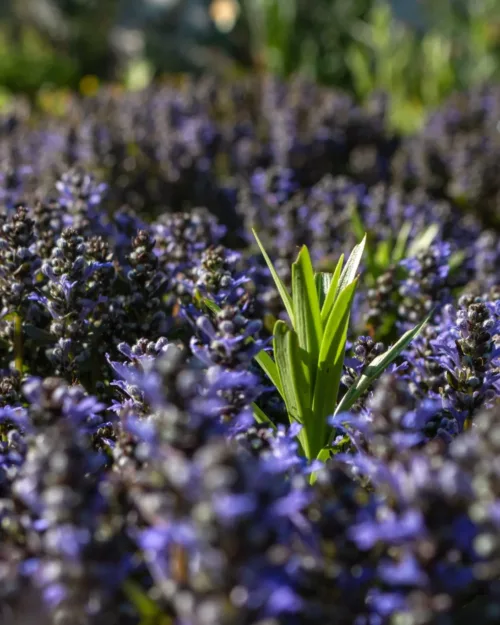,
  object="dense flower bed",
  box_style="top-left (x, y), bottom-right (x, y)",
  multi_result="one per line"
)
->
top-left (1, 77), bottom-right (500, 624)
